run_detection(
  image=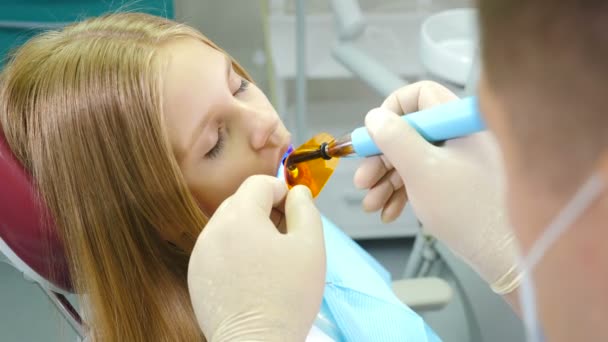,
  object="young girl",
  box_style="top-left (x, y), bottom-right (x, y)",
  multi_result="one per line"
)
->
top-left (1, 12), bottom-right (290, 341)
top-left (0, 12), bottom-right (438, 342)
